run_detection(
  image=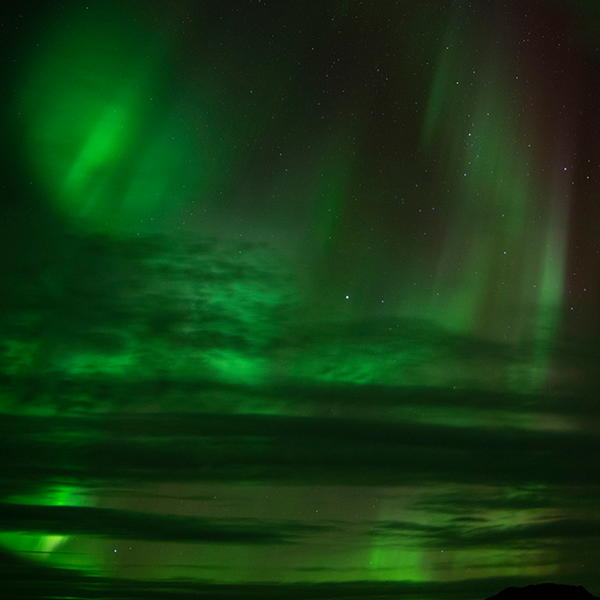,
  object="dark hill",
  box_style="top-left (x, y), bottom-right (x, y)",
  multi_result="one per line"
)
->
top-left (486, 584), bottom-right (599, 600)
